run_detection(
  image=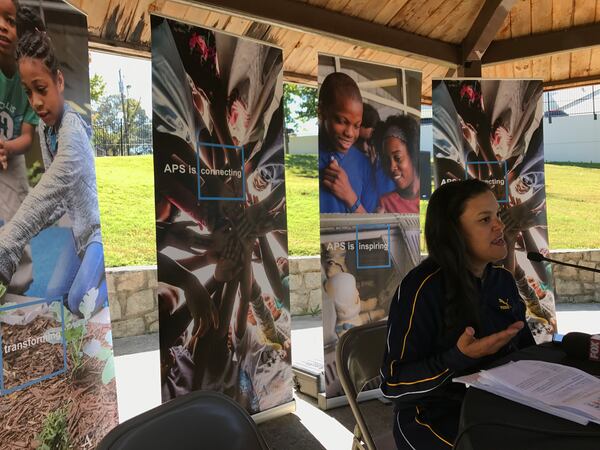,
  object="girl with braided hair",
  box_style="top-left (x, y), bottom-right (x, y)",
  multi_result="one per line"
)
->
top-left (0, 10), bottom-right (106, 315)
